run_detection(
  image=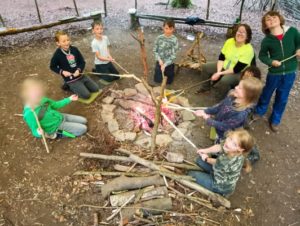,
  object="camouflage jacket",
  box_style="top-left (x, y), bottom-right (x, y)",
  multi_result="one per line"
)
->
top-left (153, 34), bottom-right (179, 67)
top-left (212, 150), bottom-right (245, 195)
